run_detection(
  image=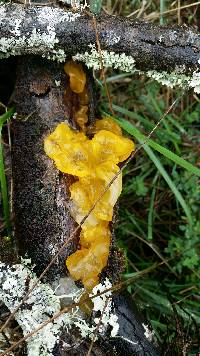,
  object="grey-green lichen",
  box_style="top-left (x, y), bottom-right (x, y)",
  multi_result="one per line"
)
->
top-left (0, 4), bottom-right (81, 62)
top-left (73, 44), bottom-right (136, 72)
top-left (189, 71), bottom-right (200, 93)
top-left (0, 261), bottom-right (119, 355)
top-left (146, 69), bottom-right (200, 93)
top-left (146, 70), bottom-right (190, 89)
top-left (59, 0), bottom-right (88, 11)
top-left (73, 44), bottom-right (200, 93)
top-left (0, 261), bottom-right (72, 356)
